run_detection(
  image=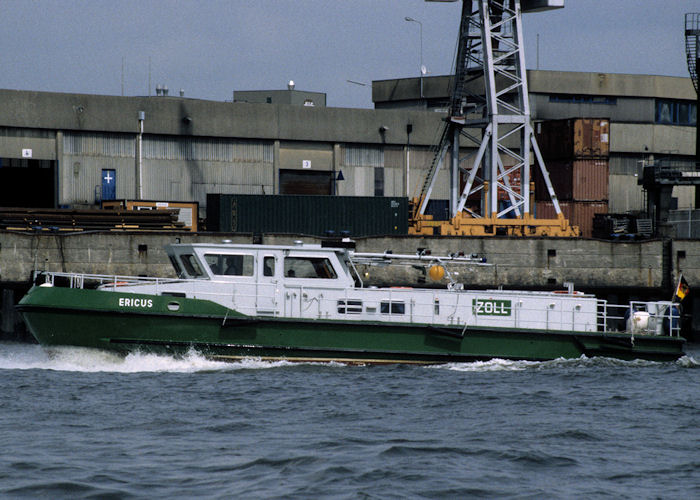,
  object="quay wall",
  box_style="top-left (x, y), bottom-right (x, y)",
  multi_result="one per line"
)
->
top-left (2, 231), bottom-right (695, 288)
top-left (2, 230), bottom-right (699, 338)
